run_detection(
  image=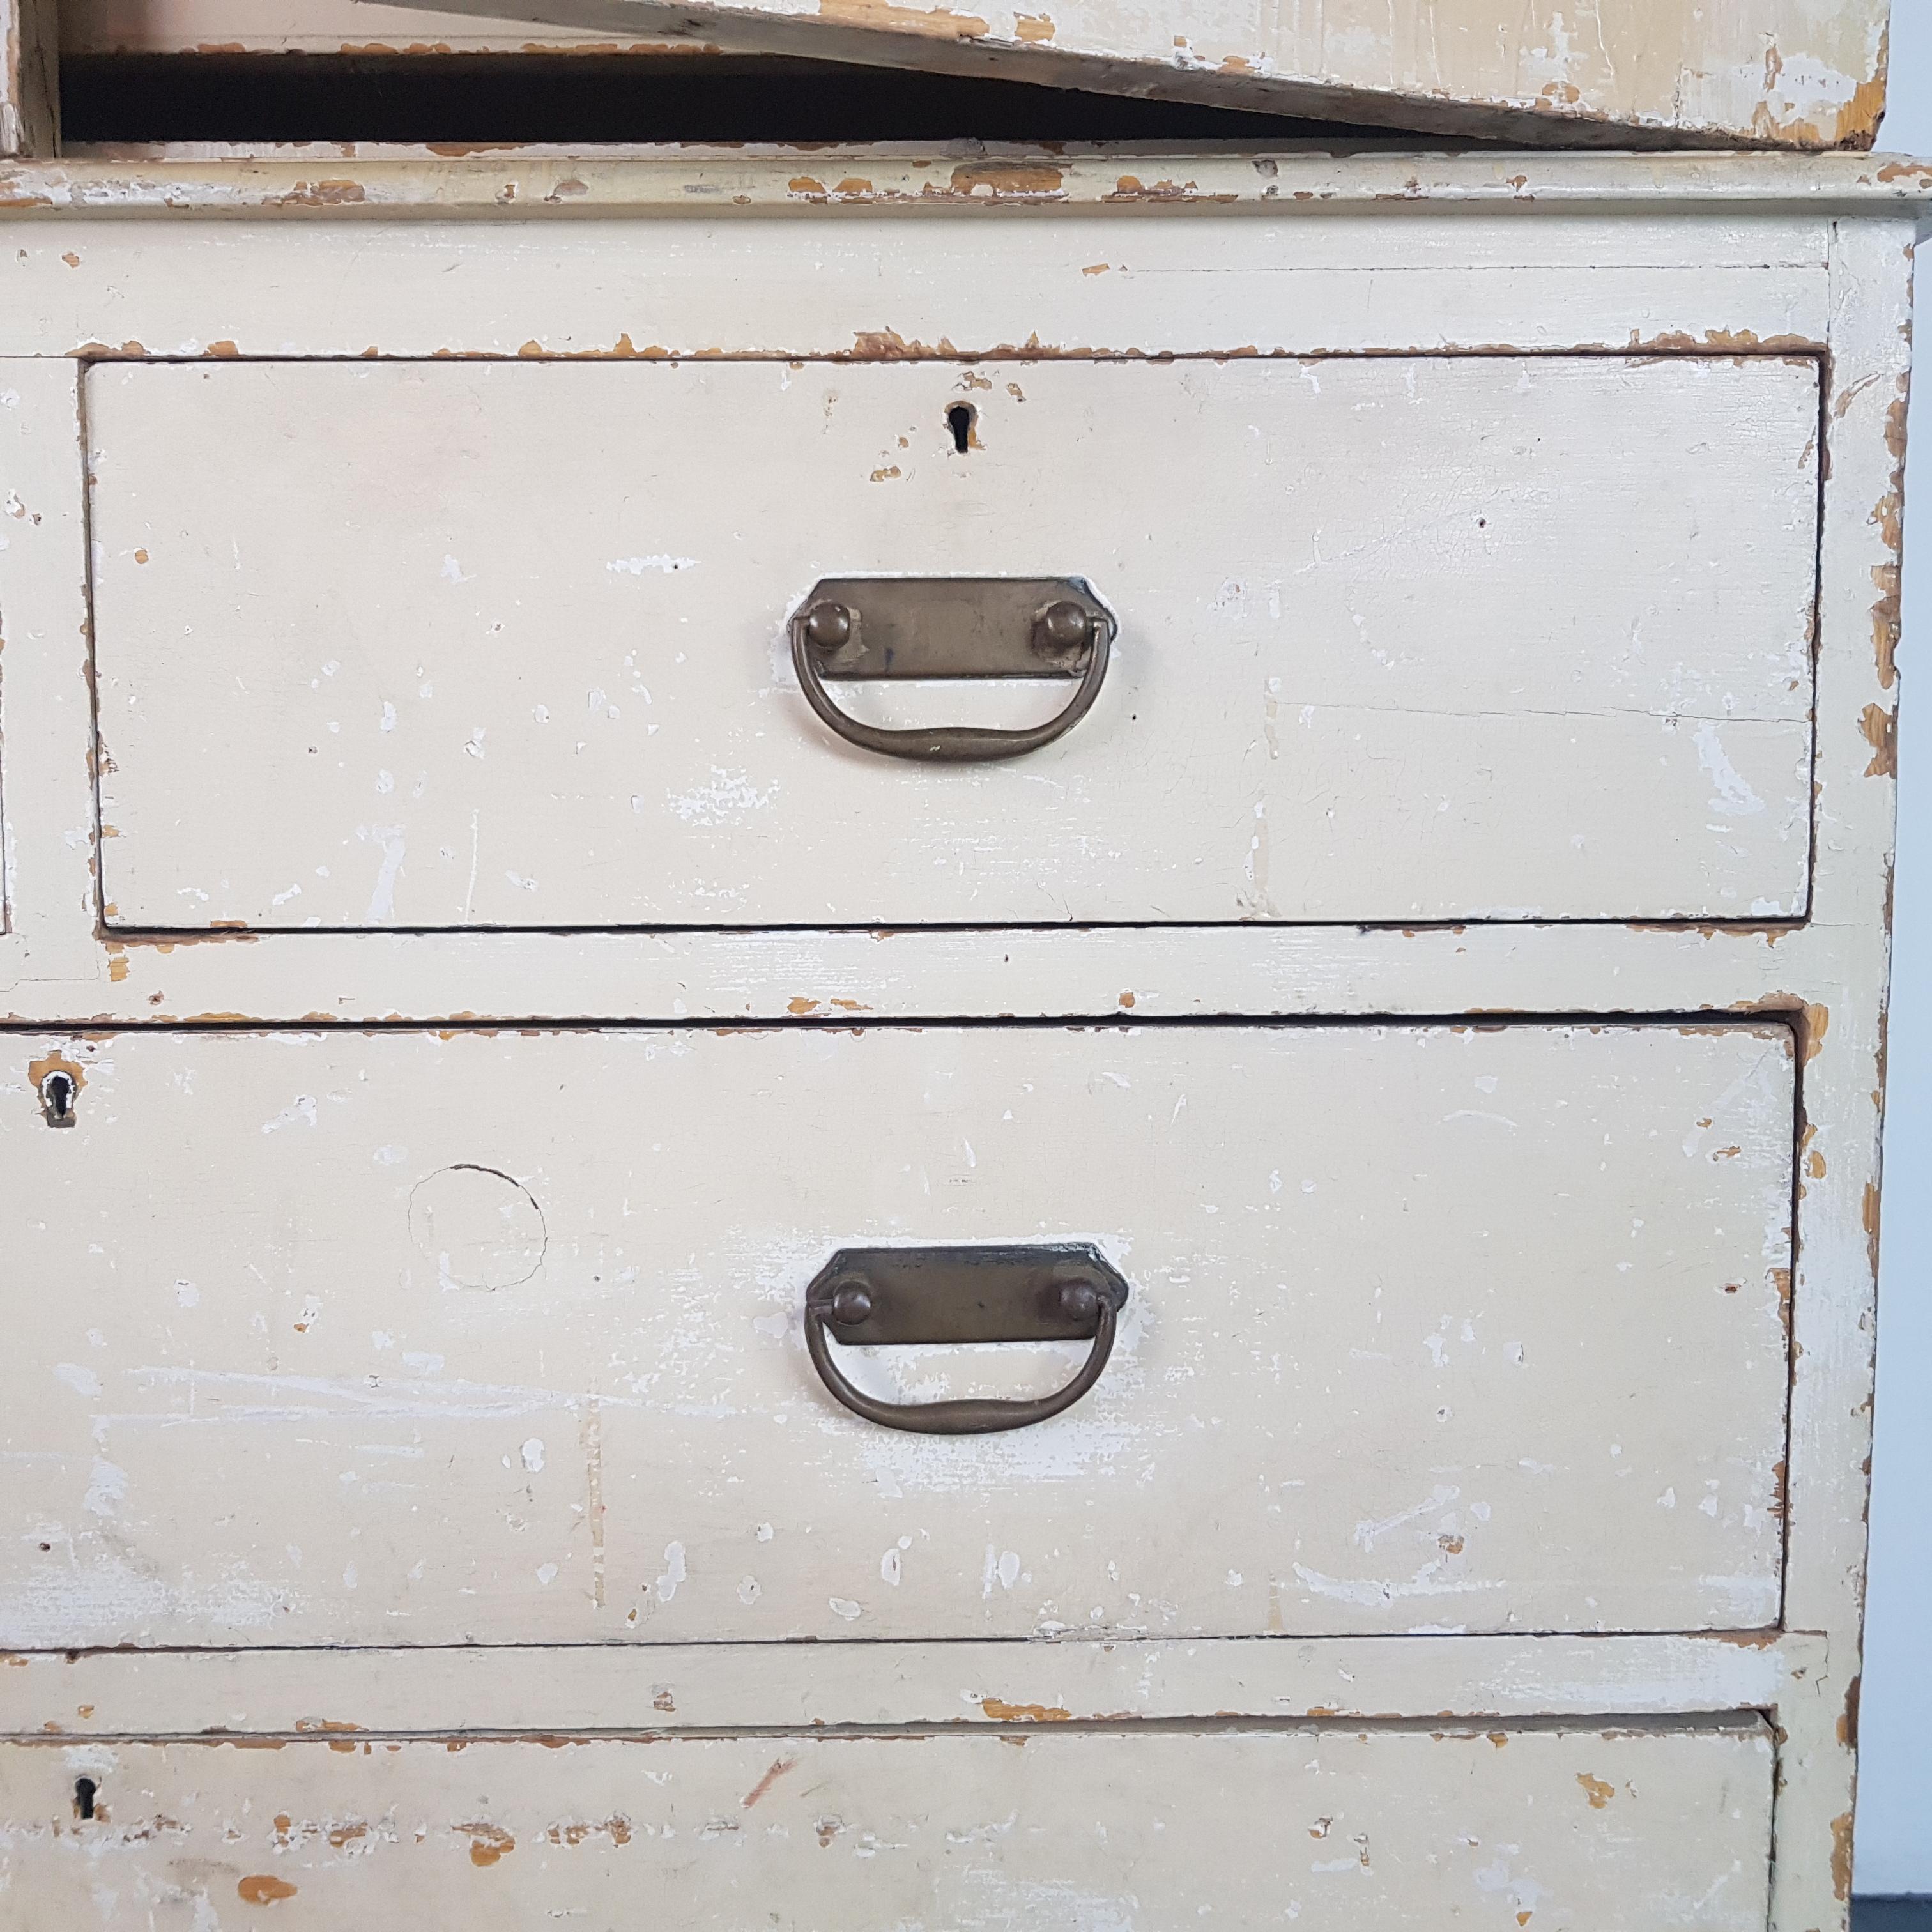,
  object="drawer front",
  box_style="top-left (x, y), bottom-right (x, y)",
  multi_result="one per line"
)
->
top-left (7, 1725), bottom-right (1772, 1928)
top-left (2, 1023), bottom-right (1791, 1647)
top-left (88, 355), bottom-right (1818, 930)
